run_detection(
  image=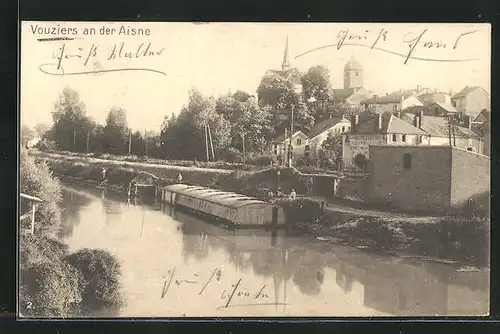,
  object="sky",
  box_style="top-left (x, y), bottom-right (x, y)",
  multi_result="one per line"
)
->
top-left (21, 22), bottom-right (490, 132)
